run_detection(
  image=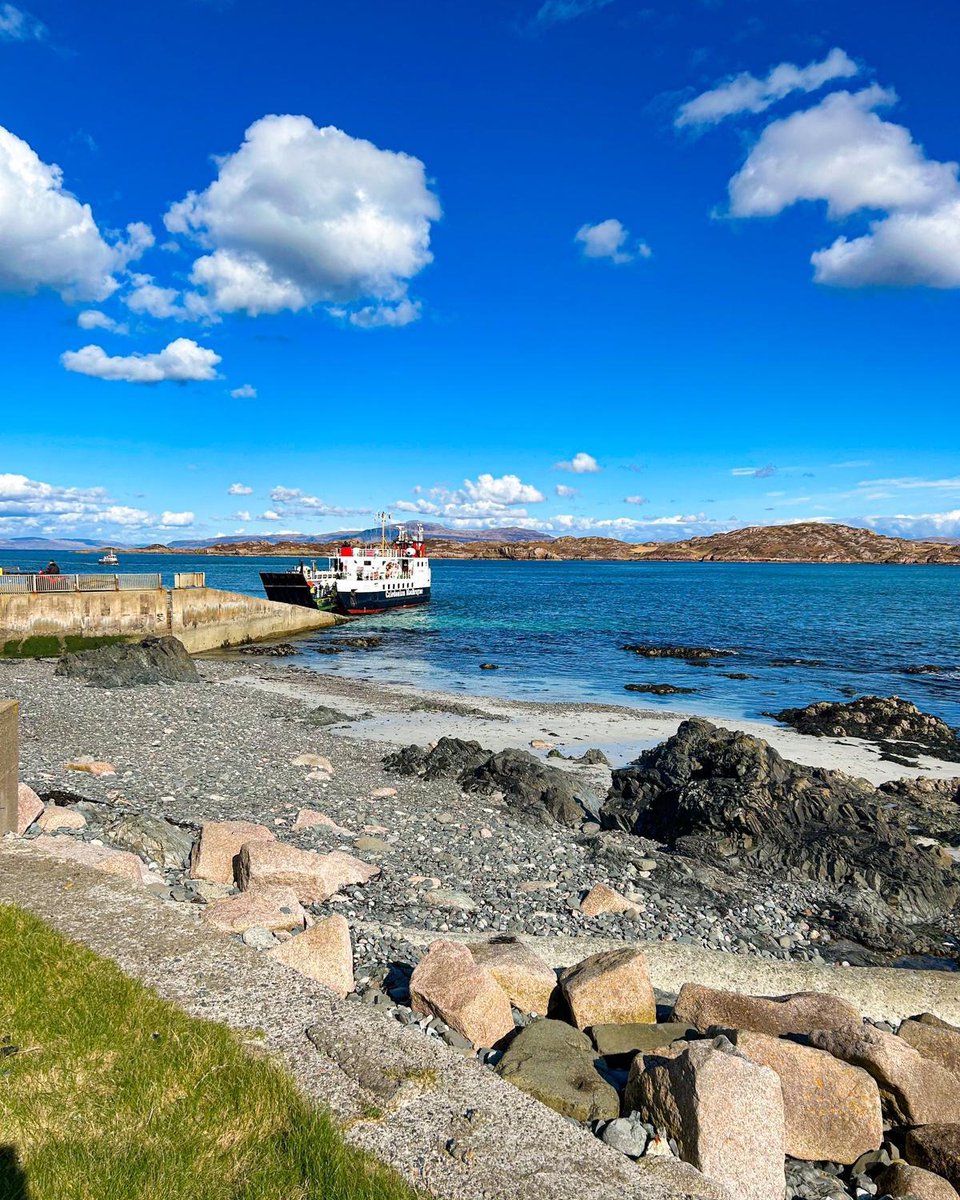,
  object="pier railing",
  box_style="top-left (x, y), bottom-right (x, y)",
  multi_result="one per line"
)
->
top-left (0, 573), bottom-right (163, 595)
